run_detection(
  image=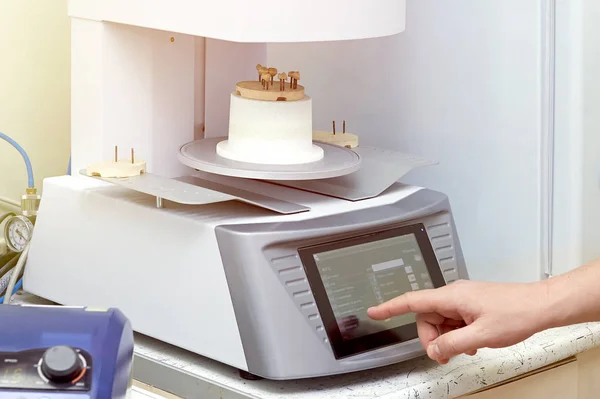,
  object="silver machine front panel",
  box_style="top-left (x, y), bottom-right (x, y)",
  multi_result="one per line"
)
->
top-left (215, 188), bottom-right (468, 380)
